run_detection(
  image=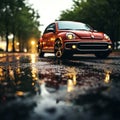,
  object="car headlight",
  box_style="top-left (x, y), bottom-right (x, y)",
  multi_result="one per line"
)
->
top-left (66, 32), bottom-right (75, 40)
top-left (104, 34), bottom-right (110, 40)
